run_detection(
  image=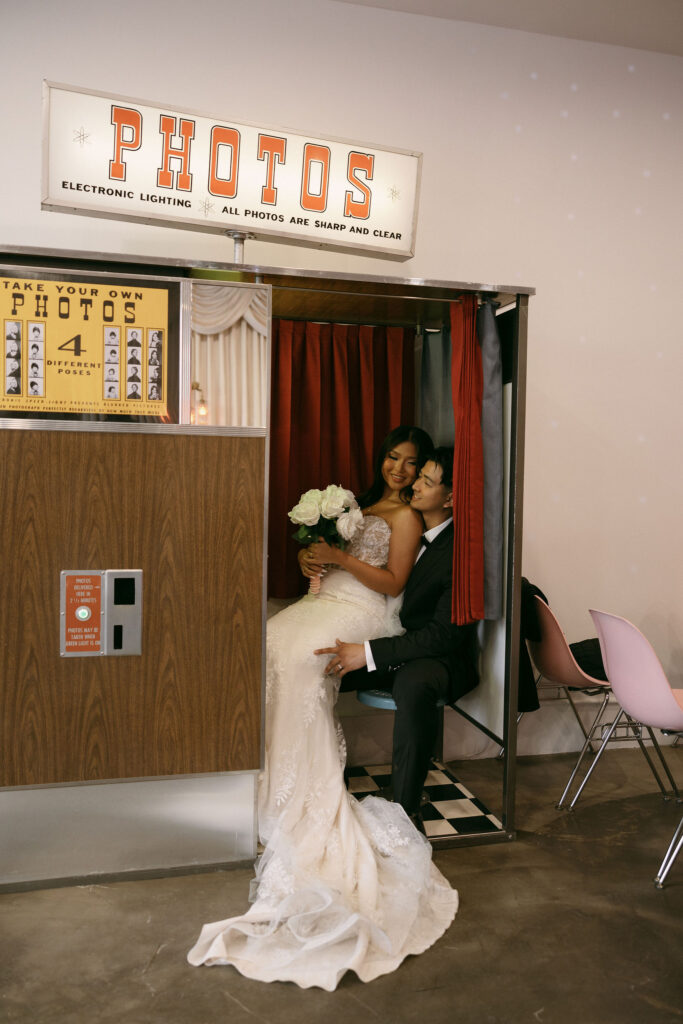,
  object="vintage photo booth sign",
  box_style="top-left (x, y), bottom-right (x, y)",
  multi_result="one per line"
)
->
top-left (42, 82), bottom-right (421, 260)
top-left (2, 273), bottom-right (170, 417)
